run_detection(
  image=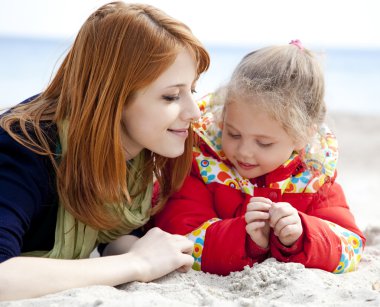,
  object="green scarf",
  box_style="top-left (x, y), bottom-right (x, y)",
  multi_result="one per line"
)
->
top-left (22, 121), bottom-right (153, 259)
